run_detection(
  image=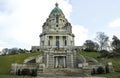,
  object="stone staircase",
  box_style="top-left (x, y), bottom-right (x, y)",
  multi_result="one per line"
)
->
top-left (37, 68), bottom-right (89, 77)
